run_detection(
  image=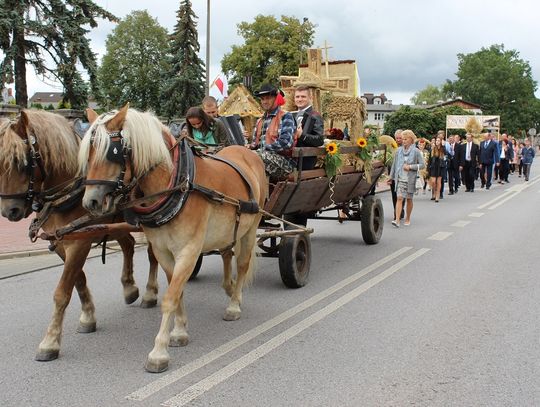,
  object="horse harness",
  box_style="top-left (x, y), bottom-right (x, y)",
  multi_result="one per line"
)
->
top-left (88, 129), bottom-right (260, 251)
